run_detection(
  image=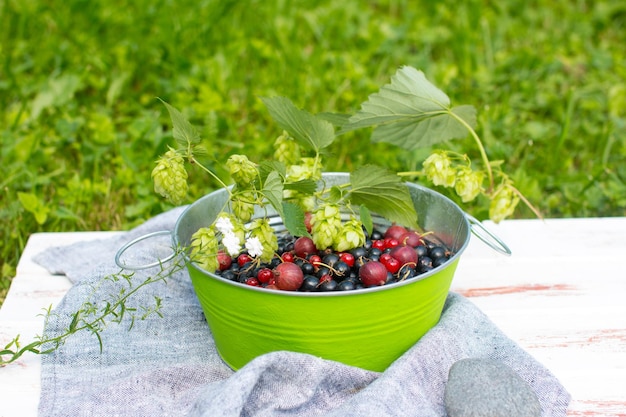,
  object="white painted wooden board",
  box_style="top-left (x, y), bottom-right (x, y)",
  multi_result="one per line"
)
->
top-left (452, 218), bottom-right (626, 417)
top-left (1, 219), bottom-right (625, 416)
